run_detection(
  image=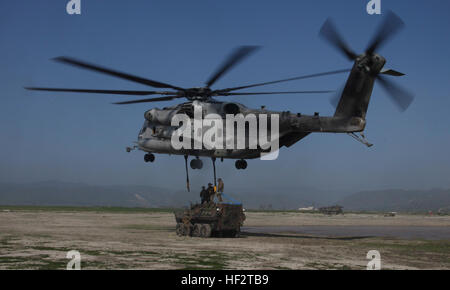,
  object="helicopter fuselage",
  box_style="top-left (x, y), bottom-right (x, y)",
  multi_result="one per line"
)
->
top-left (135, 100), bottom-right (366, 160)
